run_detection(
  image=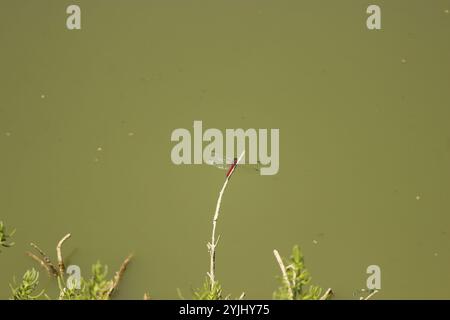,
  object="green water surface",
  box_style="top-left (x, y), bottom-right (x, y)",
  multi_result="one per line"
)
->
top-left (1, 0), bottom-right (450, 299)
